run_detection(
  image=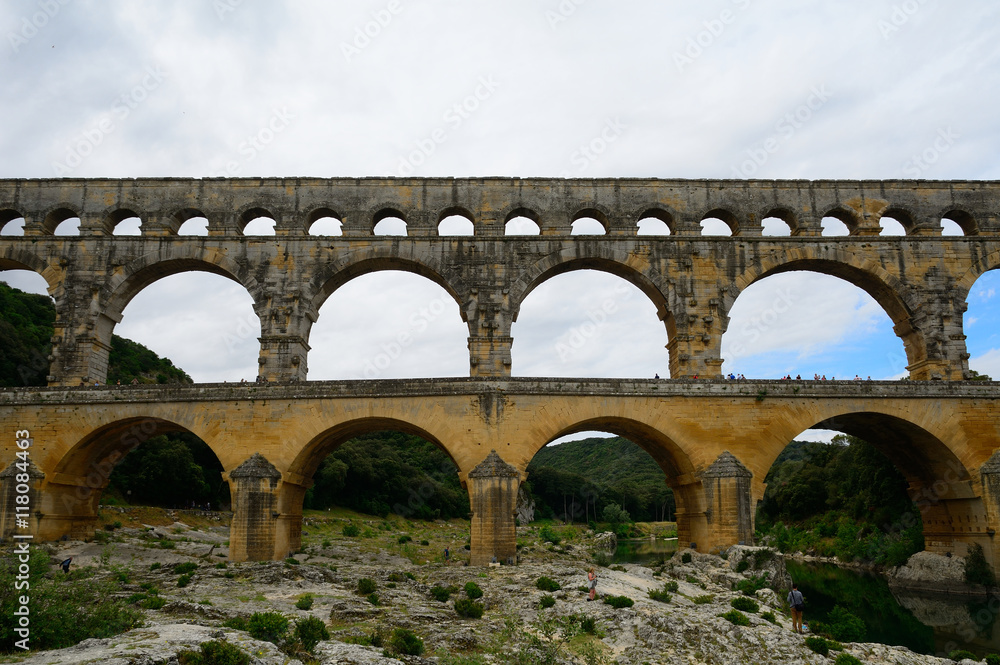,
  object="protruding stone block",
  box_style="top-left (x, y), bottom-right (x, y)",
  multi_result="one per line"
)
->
top-left (228, 453), bottom-right (282, 561)
top-left (468, 449), bottom-right (519, 566)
